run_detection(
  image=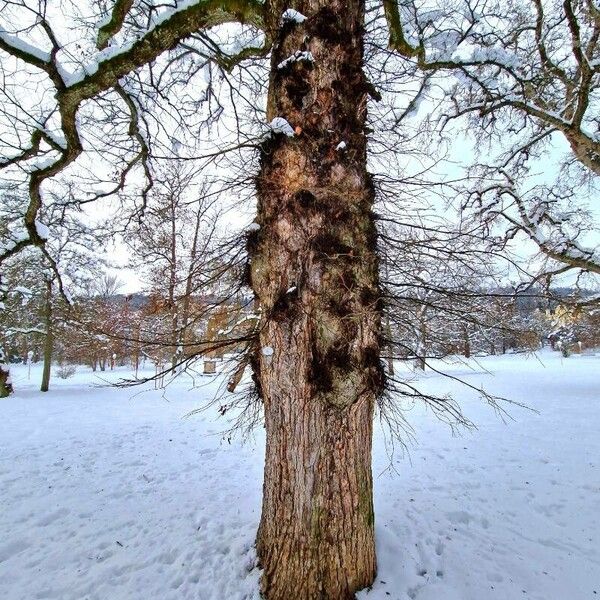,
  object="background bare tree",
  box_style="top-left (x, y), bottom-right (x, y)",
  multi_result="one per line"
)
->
top-left (125, 163), bottom-right (223, 367)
